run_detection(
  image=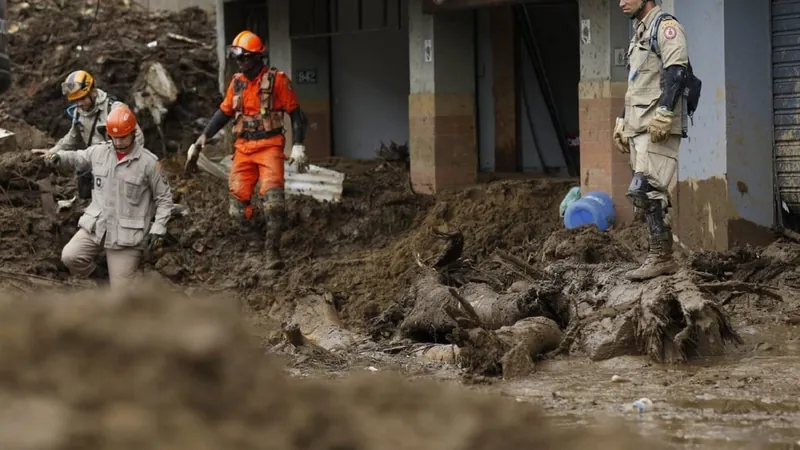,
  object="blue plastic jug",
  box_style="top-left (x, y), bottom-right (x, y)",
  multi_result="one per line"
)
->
top-left (563, 190), bottom-right (616, 232)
